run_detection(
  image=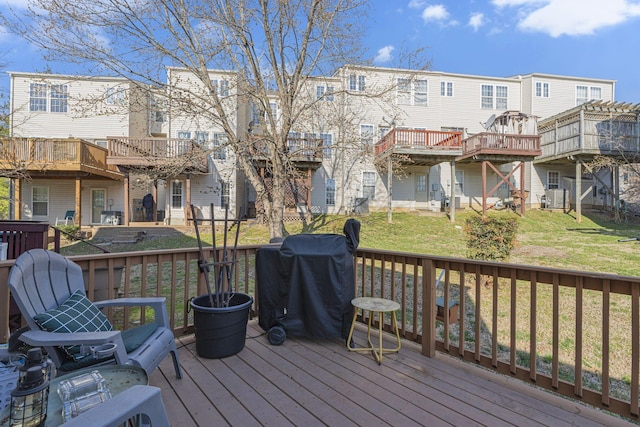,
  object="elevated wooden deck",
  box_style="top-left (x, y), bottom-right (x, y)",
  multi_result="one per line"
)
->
top-left (457, 133), bottom-right (541, 163)
top-left (0, 137), bottom-right (122, 179)
top-left (150, 322), bottom-right (632, 426)
top-left (374, 129), bottom-right (462, 166)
